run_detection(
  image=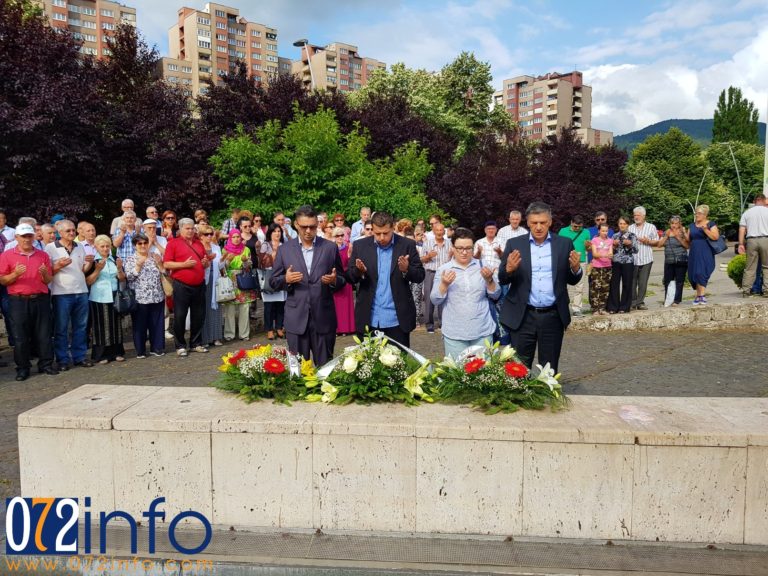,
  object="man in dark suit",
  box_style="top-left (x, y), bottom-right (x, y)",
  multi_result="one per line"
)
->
top-left (270, 205), bottom-right (346, 366)
top-left (498, 202), bottom-right (582, 373)
top-left (347, 211), bottom-right (425, 348)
